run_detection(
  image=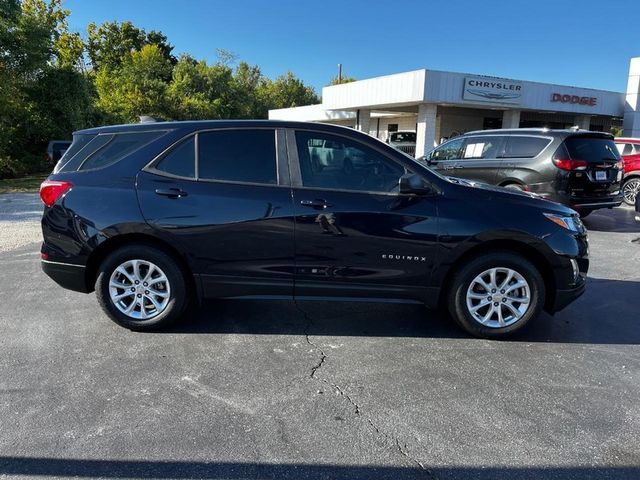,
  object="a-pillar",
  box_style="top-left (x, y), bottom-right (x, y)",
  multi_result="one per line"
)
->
top-left (575, 115), bottom-right (591, 130)
top-left (416, 103), bottom-right (438, 158)
top-left (623, 57), bottom-right (640, 137)
top-left (502, 110), bottom-right (521, 129)
top-left (355, 109), bottom-right (371, 134)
